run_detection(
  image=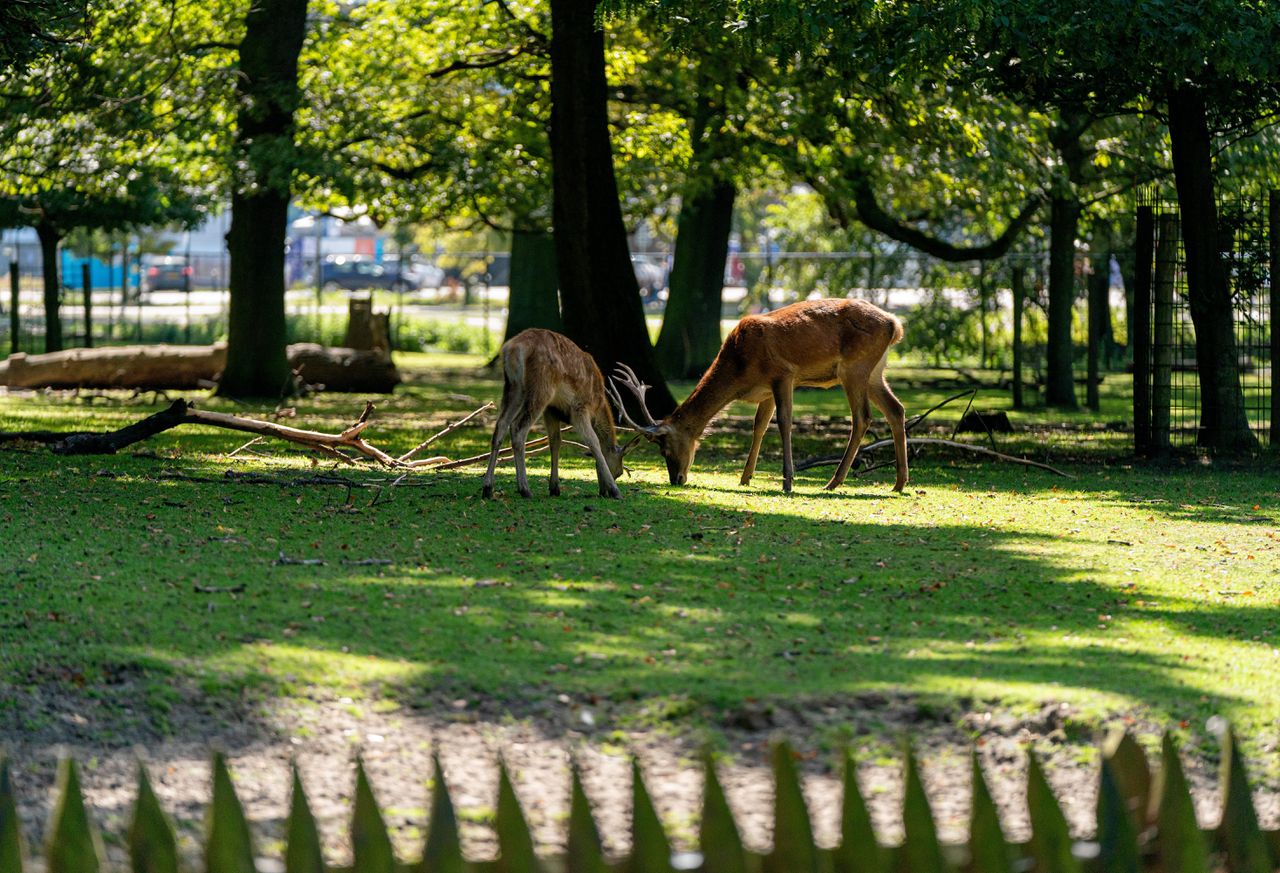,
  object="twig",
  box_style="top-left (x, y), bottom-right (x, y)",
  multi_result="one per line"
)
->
top-left (193, 583), bottom-right (246, 594)
top-left (276, 551), bottom-right (326, 566)
top-left (342, 558), bottom-right (393, 566)
top-left (398, 402), bottom-right (494, 463)
top-left (226, 436), bottom-right (265, 458)
top-left (411, 425), bottom-right (573, 470)
top-left (794, 437), bottom-right (1072, 478)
